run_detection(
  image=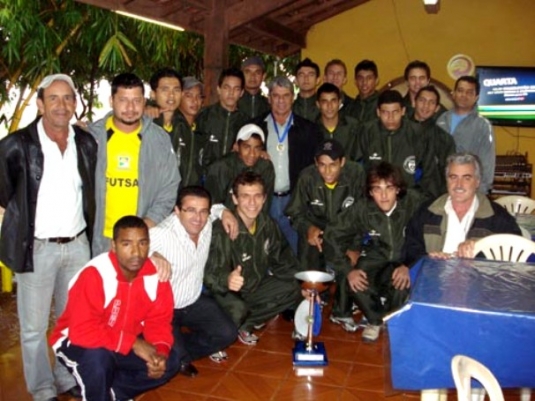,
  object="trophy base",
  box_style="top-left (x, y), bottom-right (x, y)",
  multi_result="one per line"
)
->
top-left (292, 340), bottom-right (328, 366)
